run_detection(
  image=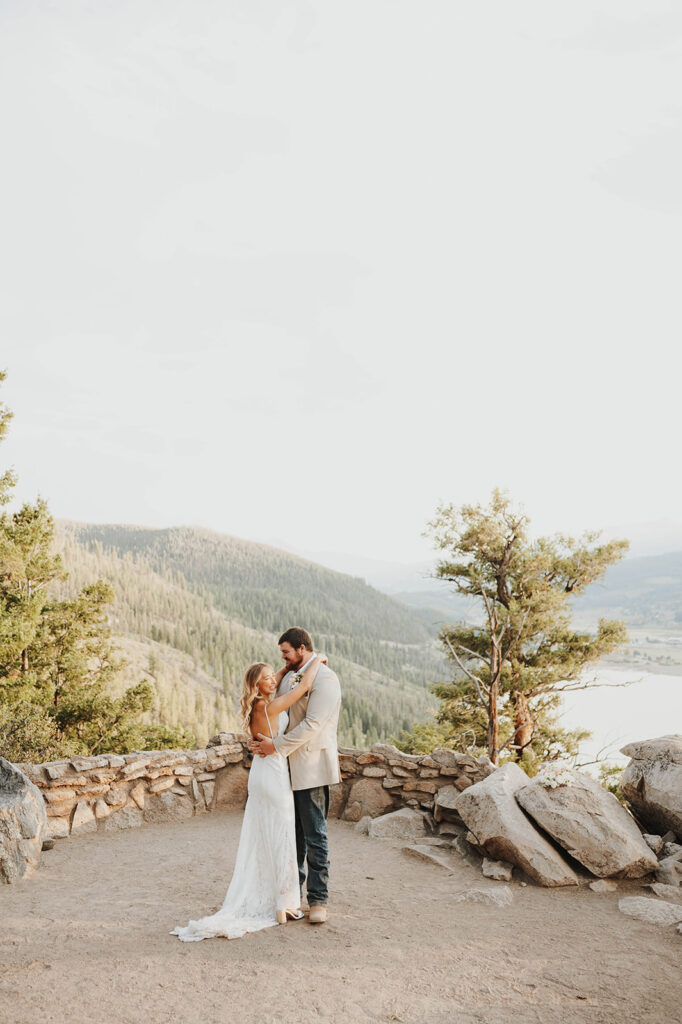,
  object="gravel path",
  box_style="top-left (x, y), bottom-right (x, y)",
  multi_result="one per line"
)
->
top-left (1, 812), bottom-right (679, 1024)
